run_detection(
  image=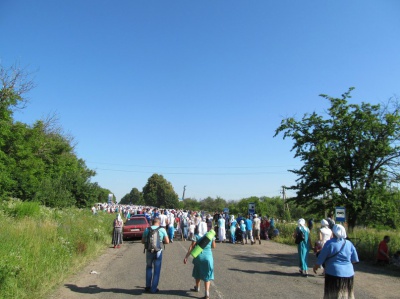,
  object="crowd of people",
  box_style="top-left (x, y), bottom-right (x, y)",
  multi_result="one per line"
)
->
top-left (94, 202), bottom-right (279, 244)
top-left (94, 203), bottom-right (398, 299)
